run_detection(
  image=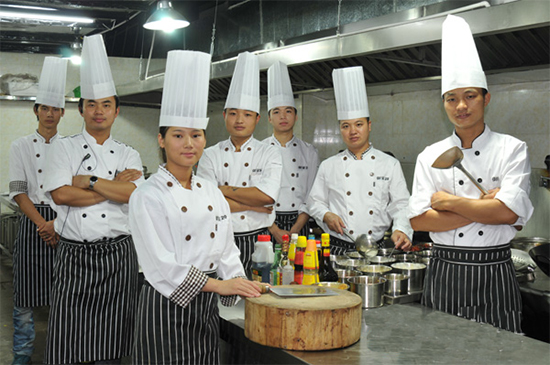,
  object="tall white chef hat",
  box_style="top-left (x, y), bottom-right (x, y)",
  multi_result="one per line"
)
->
top-left (224, 52), bottom-right (260, 114)
top-left (159, 50), bottom-right (211, 129)
top-left (35, 57), bottom-right (68, 108)
top-left (441, 14), bottom-right (487, 96)
top-left (80, 34), bottom-right (117, 99)
top-left (332, 66), bottom-right (369, 120)
top-left (267, 61), bottom-right (295, 112)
